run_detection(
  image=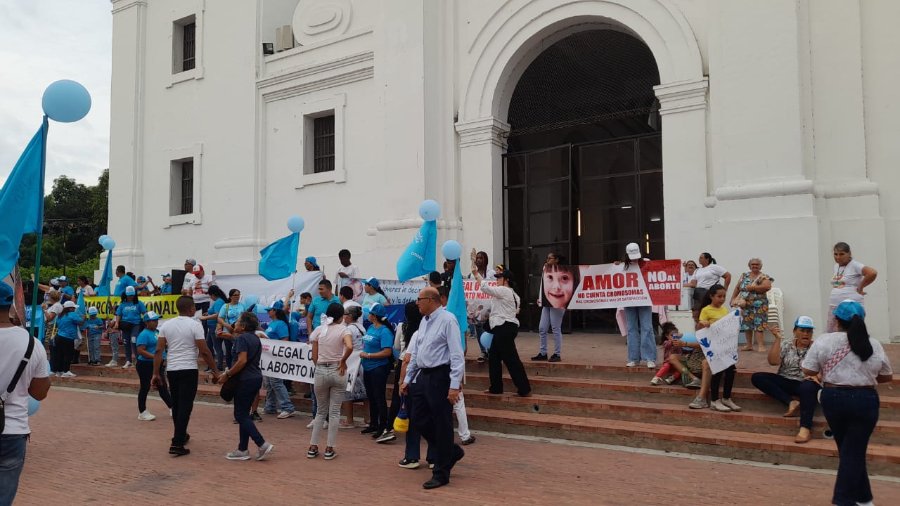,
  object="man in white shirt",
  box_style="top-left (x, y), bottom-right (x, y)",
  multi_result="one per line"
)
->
top-left (152, 295), bottom-right (220, 456)
top-left (335, 249), bottom-right (359, 291)
top-left (1, 282), bottom-right (51, 504)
